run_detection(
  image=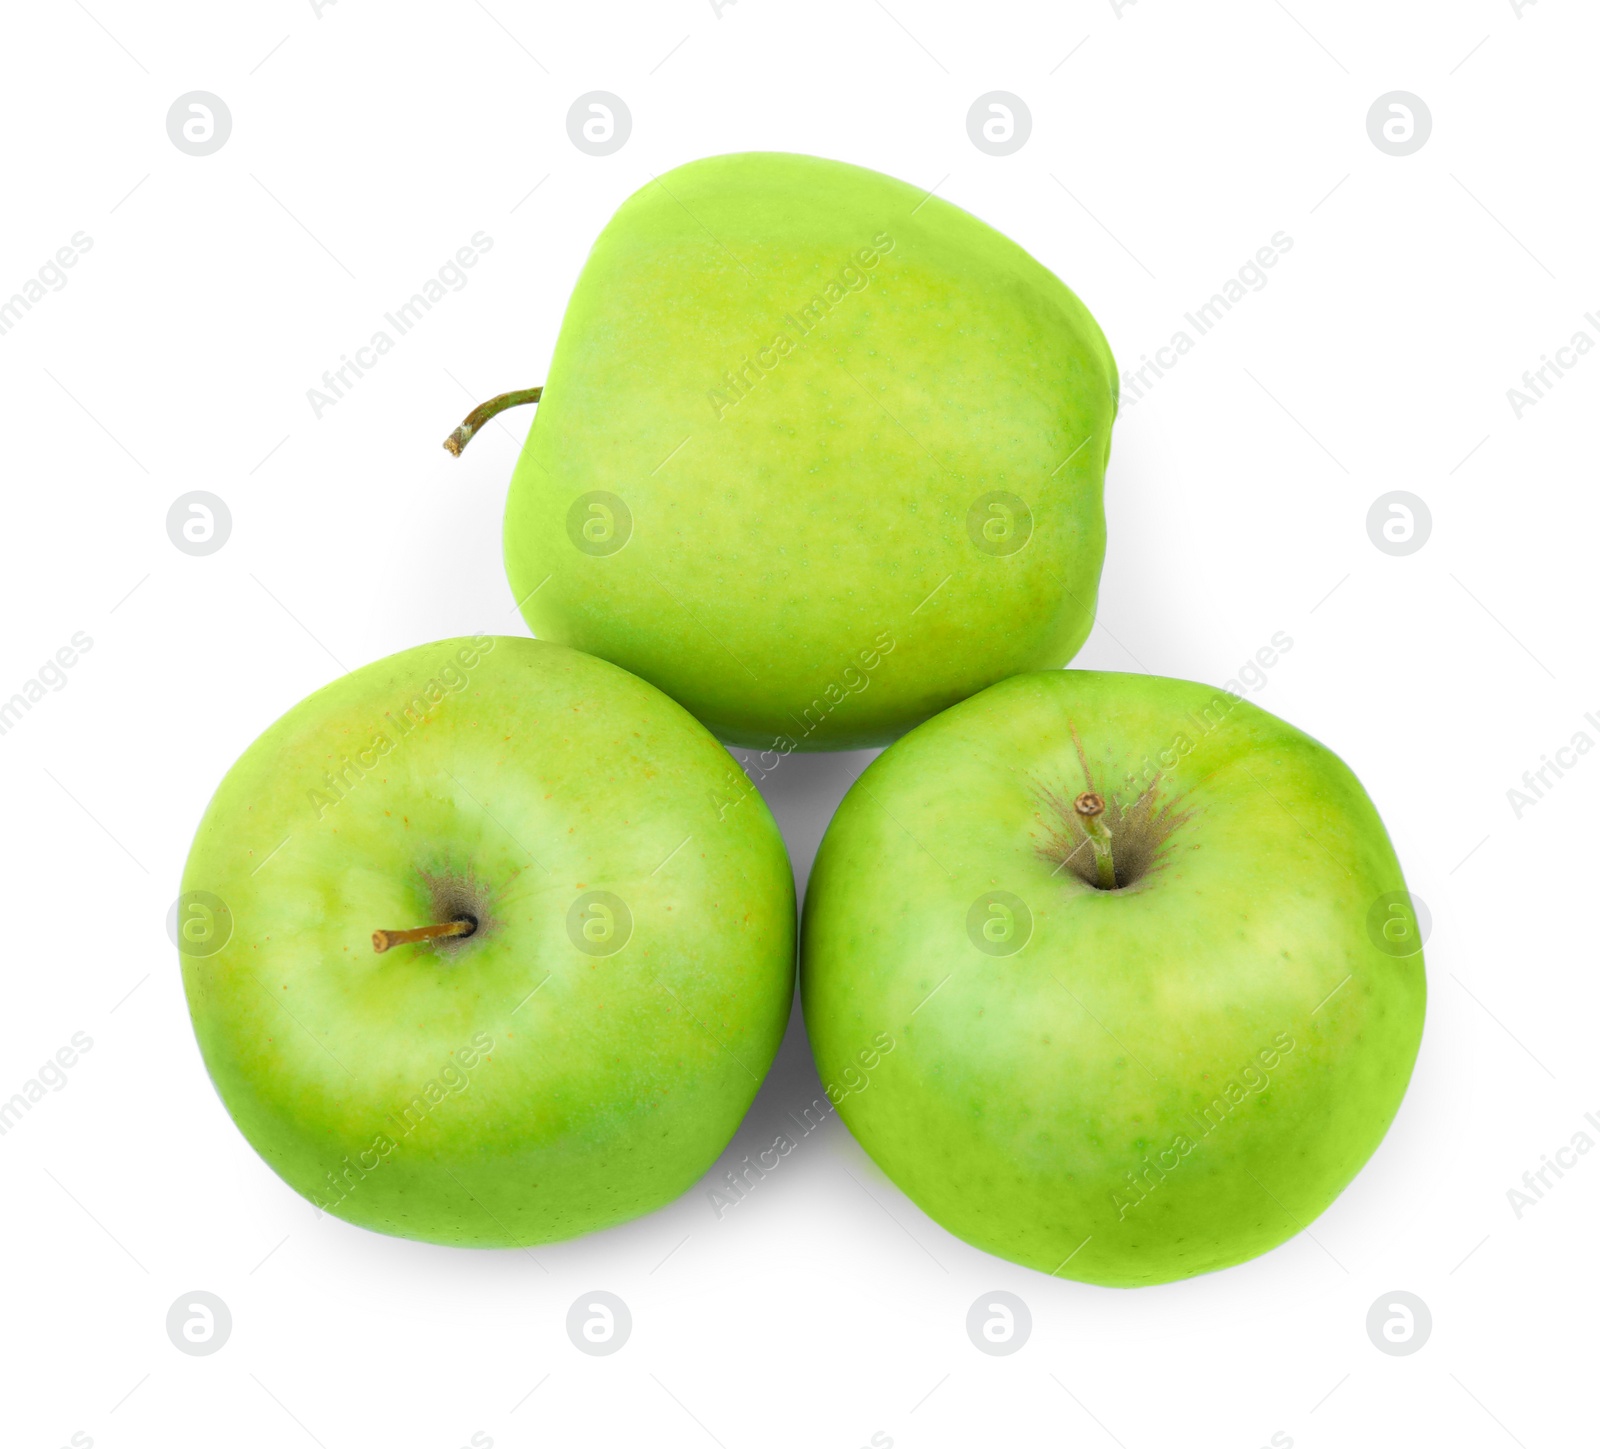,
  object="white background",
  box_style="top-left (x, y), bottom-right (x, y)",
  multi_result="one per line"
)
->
top-left (1, 1), bottom-right (1593, 1445)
